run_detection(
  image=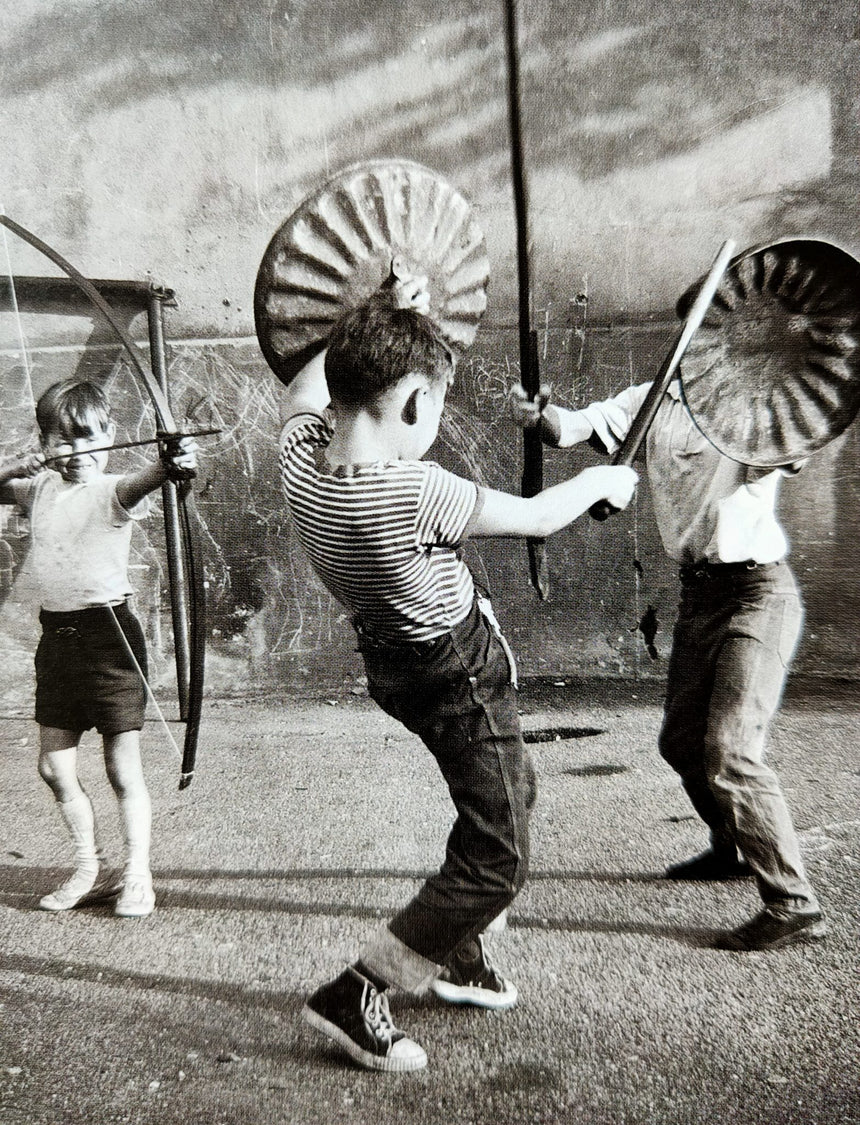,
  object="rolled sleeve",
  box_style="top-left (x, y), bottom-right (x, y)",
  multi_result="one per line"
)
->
top-left (571, 384), bottom-right (651, 453)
